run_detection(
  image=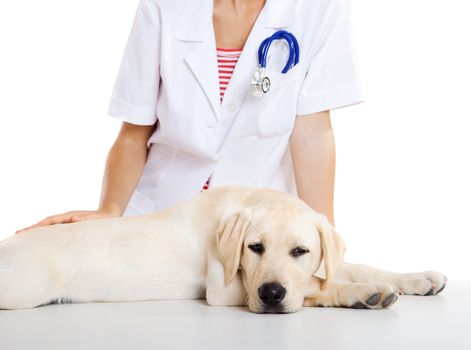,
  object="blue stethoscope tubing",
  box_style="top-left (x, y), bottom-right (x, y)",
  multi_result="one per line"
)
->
top-left (258, 30), bottom-right (300, 74)
top-left (251, 30), bottom-right (300, 97)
